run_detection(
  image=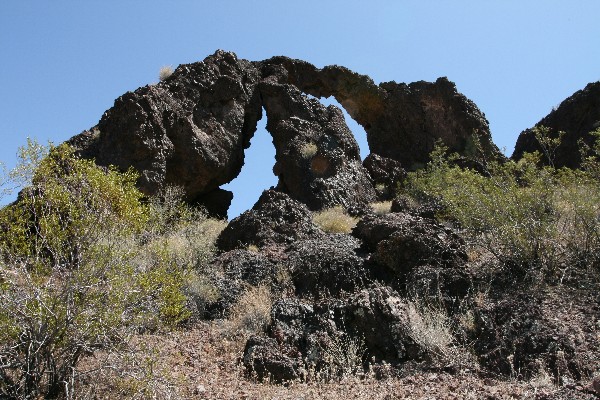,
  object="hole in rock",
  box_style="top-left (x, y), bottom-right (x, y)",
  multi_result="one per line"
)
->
top-left (308, 95), bottom-right (370, 160)
top-left (222, 111), bottom-right (277, 220)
